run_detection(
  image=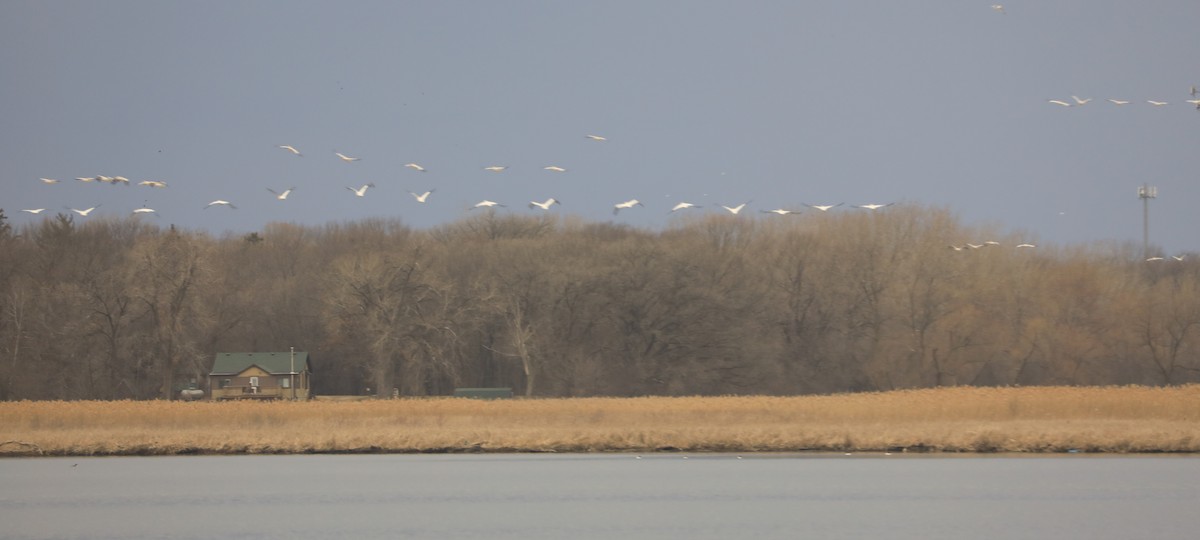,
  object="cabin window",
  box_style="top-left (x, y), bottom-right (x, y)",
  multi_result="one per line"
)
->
top-left (281, 377), bottom-right (290, 388)
top-left (249, 376), bottom-right (259, 387)
top-left (221, 379), bottom-right (231, 388)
